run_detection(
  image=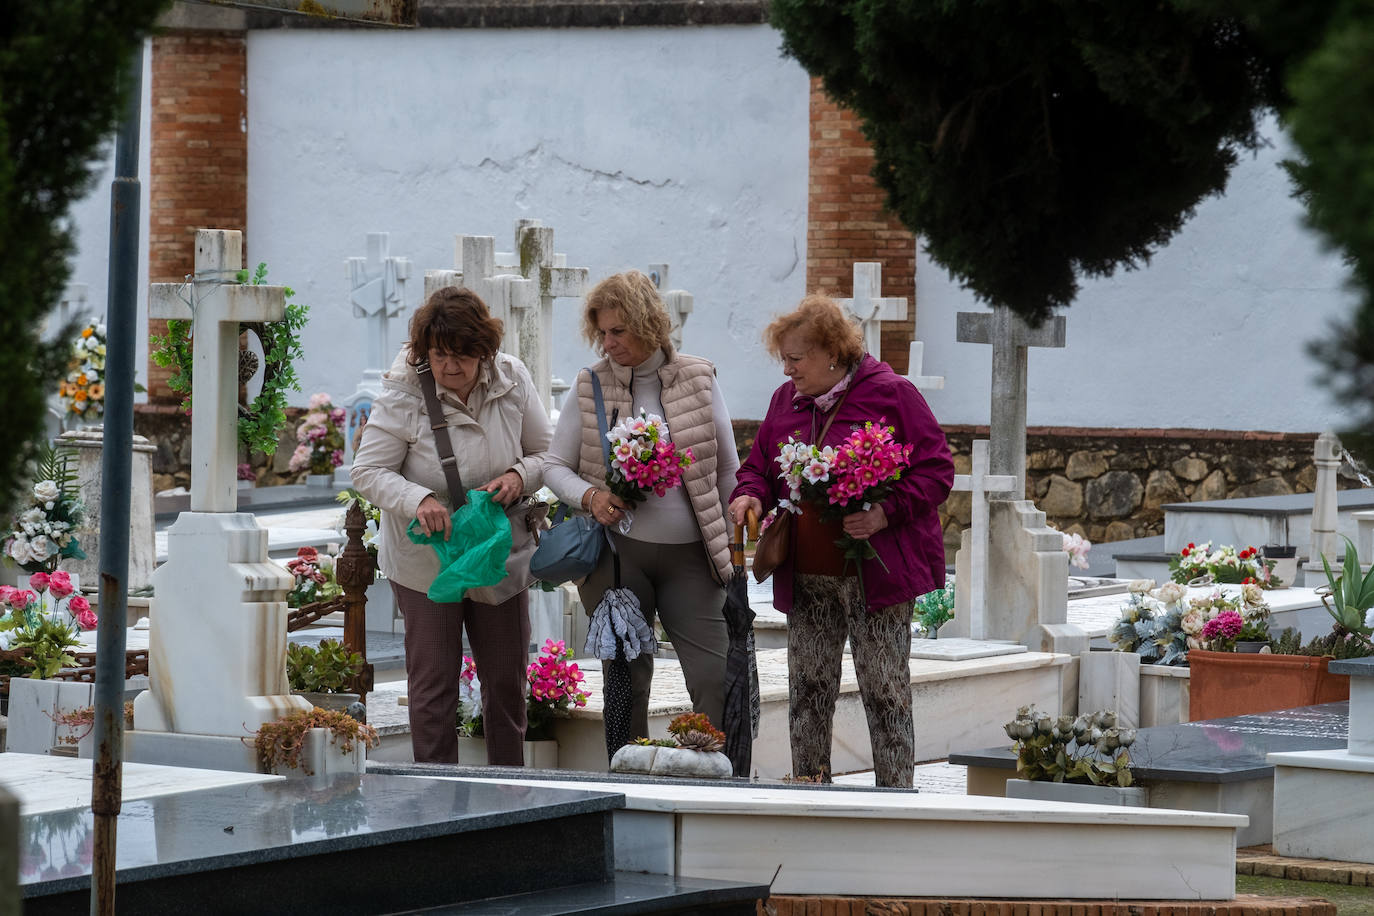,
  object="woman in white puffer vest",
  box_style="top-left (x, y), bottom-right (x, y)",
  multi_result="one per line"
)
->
top-left (544, 271), bottom-right (739, 741)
